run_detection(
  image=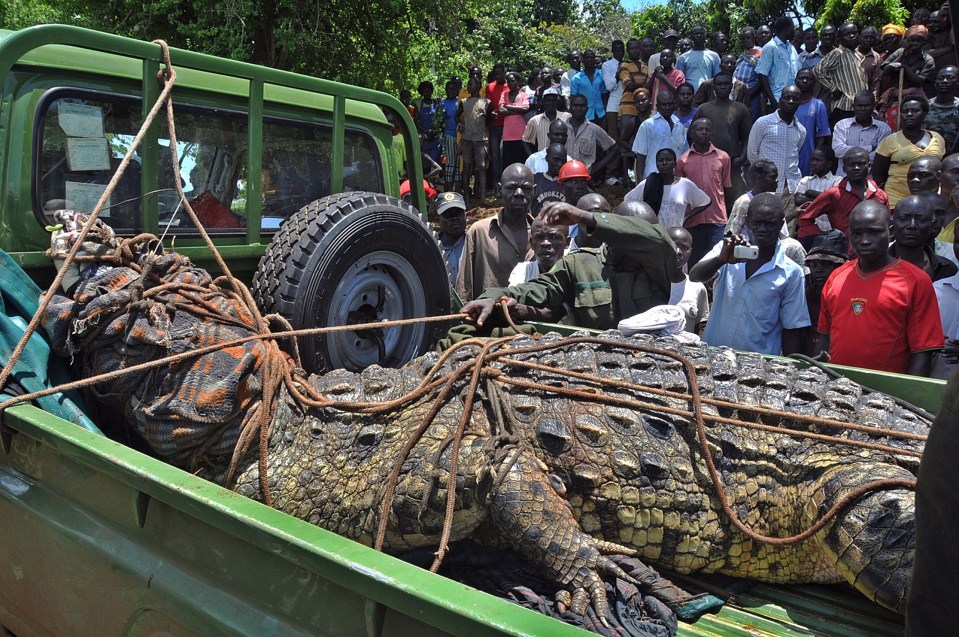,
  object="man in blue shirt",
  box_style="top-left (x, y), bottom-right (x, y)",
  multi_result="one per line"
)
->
top-left (570, 49), bottom-right (608, 125)
top-left (689, 192), bottom-right (809, 355)
top-left (756, 16), bottom-right (800, 109)
top-left (677, 25), bottom-right (721, 90)
top-left (798, 27), bottom-right (823, 70)
top-left (631, 90), bottom-right (689, 178)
